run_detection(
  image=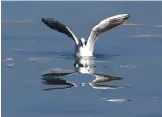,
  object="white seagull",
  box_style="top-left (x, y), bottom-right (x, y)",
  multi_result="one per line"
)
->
top-left (42, 14), bottom-right (130, 57)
